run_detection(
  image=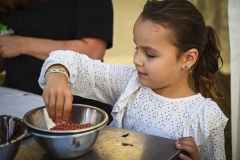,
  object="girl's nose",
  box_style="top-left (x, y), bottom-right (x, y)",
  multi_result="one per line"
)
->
top-left (133, 50), bottom-right (143, 67)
